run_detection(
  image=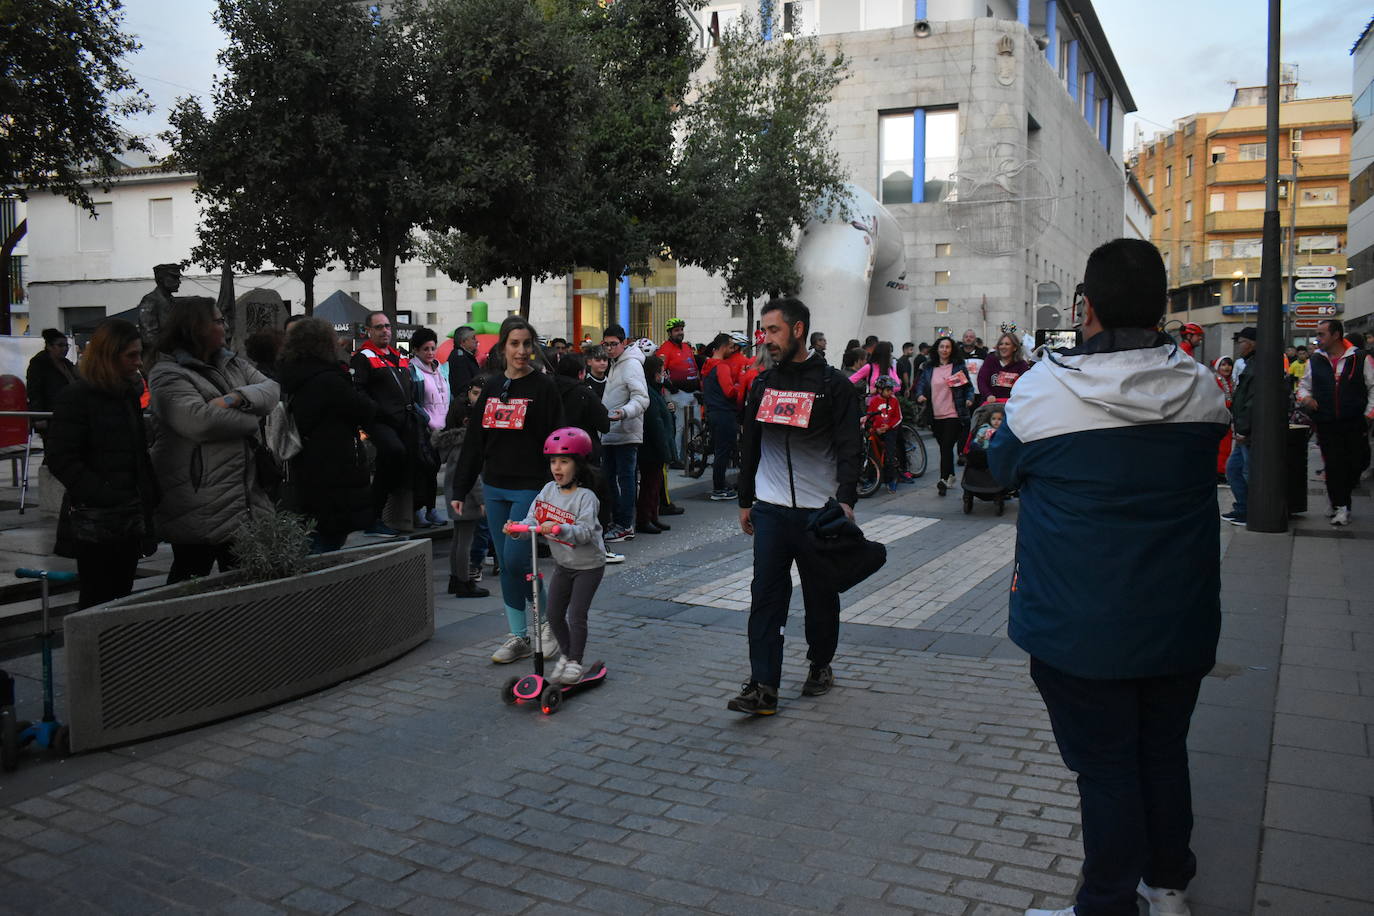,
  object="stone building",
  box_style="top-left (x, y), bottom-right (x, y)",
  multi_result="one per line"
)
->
top-left (1350, 18), bottom-right (1374, 331)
